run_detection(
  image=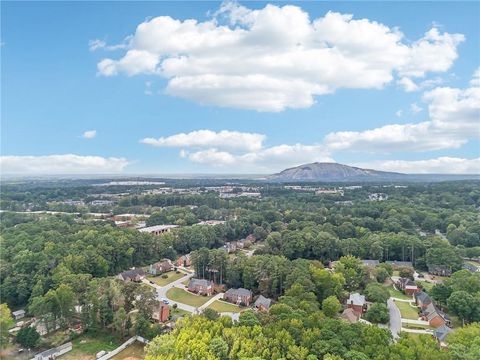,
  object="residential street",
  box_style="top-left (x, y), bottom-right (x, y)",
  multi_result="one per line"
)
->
top-left (387, 298), bottom-right (401, 340)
